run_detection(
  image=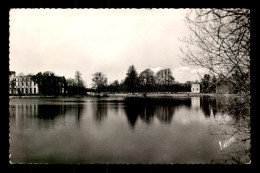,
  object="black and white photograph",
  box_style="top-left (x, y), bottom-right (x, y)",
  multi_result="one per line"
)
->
top-left (9, 9), bottom-right (250, 164)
